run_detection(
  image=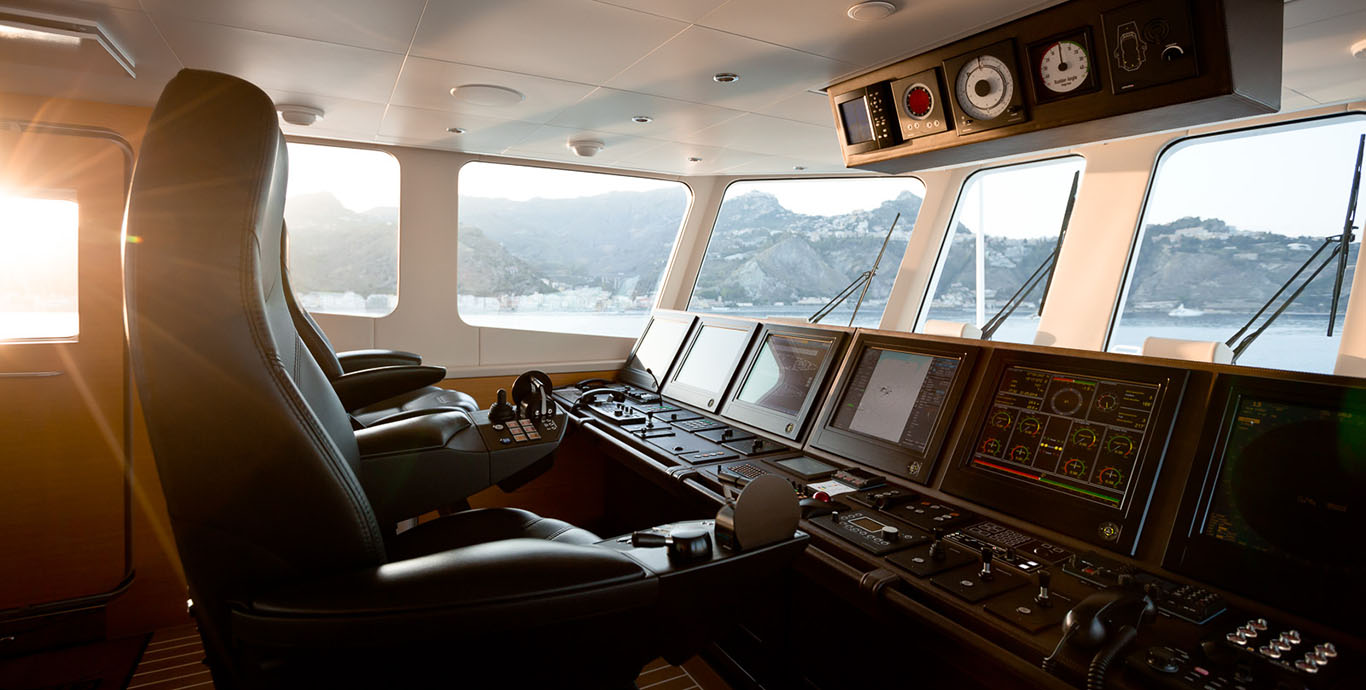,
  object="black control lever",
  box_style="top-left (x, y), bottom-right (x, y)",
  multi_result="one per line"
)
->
top-left (928, 527), bottom-right (947, 562)
top-left (1035, 570), bottom-right (1053, 608)
top-left (631, 527), bottom-right (712, 563)
top-left (489, 388), bottom-right (516, 423)
top-left (978, 545), bottom-right (994, 581)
